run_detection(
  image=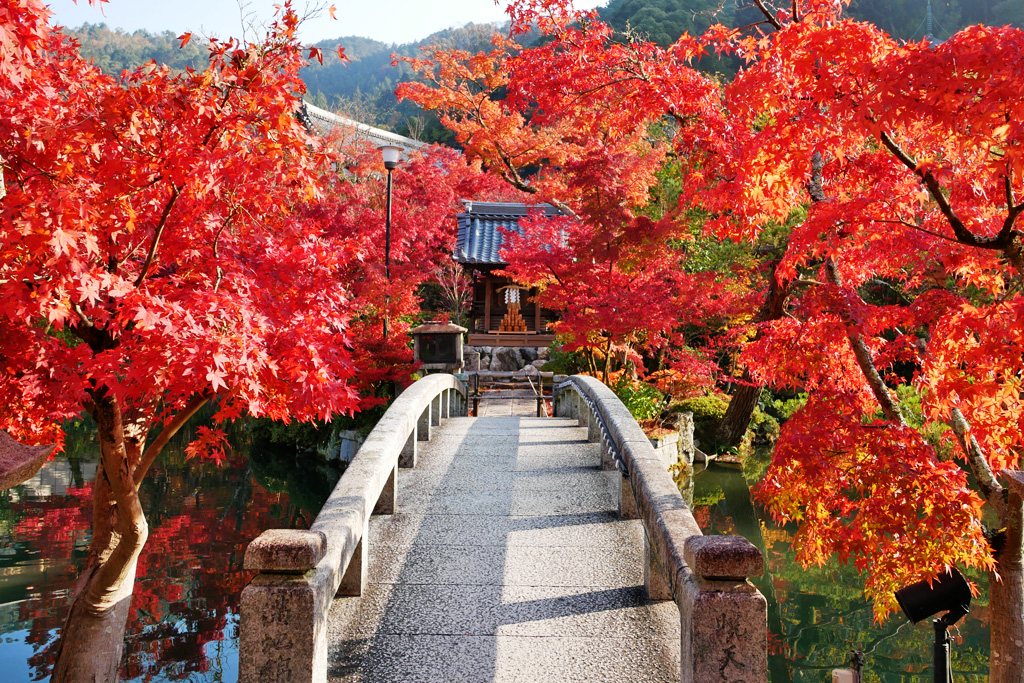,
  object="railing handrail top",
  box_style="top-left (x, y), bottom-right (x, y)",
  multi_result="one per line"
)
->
top-left (245, 374), bottom-right (465, 578)
top-left (556, 375), bottom-right (764, 595)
